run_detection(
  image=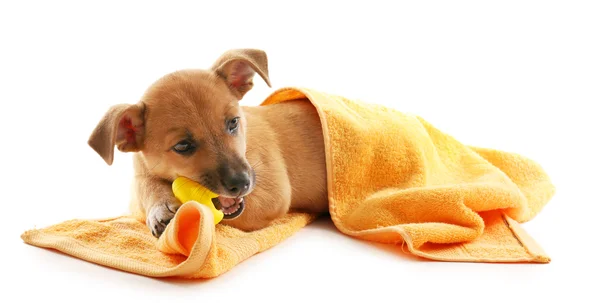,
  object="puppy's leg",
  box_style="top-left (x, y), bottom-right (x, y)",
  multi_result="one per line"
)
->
top-left (135, 176), bottom-right (181, 238)
top-left (131, 155), bottom-right (181, 238)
